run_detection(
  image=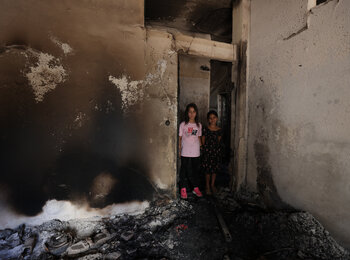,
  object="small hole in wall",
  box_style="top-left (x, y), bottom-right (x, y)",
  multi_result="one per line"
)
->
top-left (316, 0), bottom-right (327, 5)
top-left (308, 0), bottom-right (327, 10)
top-left (200, 65), bottom-right (210, 71)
